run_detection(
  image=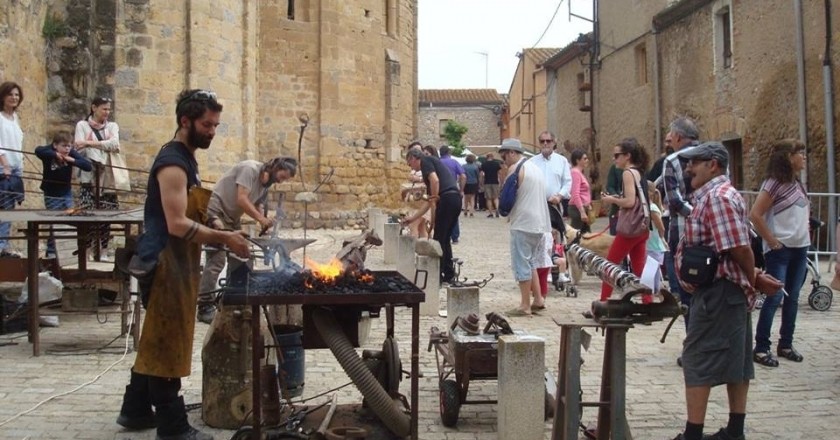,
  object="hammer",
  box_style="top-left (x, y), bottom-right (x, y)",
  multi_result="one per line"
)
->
top-left (311, 393), bottom-right (338, 440)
